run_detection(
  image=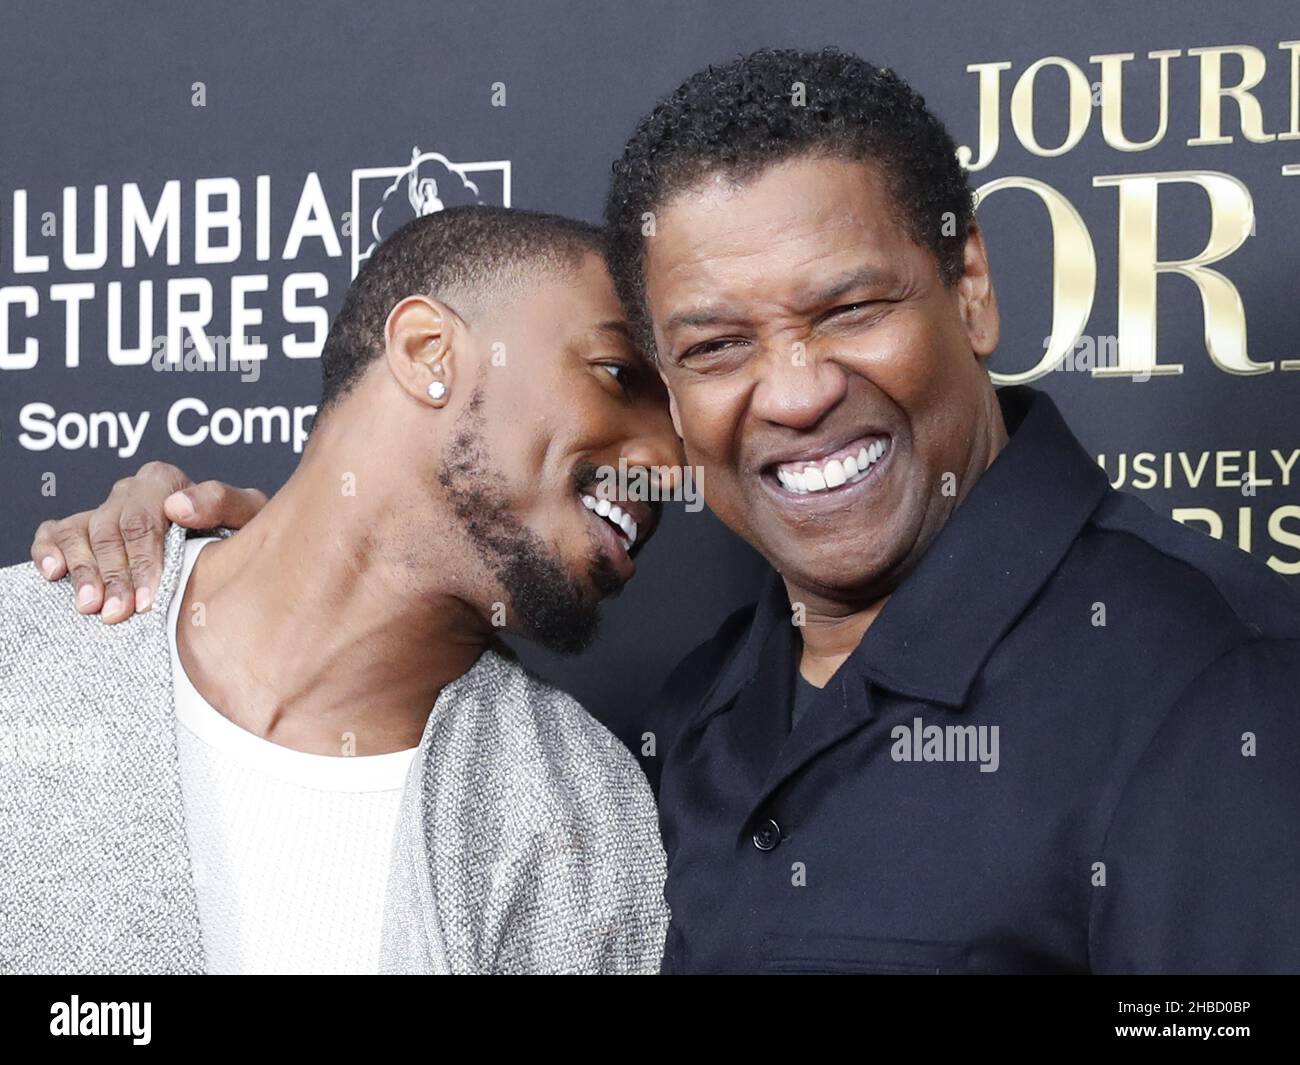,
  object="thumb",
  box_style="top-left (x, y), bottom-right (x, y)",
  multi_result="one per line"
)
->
top-left (164, 481), bottom-right (268, 530)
